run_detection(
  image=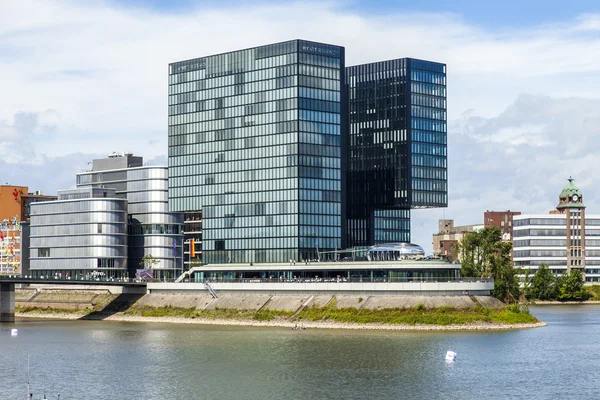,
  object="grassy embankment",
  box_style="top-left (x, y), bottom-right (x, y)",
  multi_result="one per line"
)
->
top-left (16, 306), bottom-right (92, 314)
top-left (122, 299), bottom-right (538, 325)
